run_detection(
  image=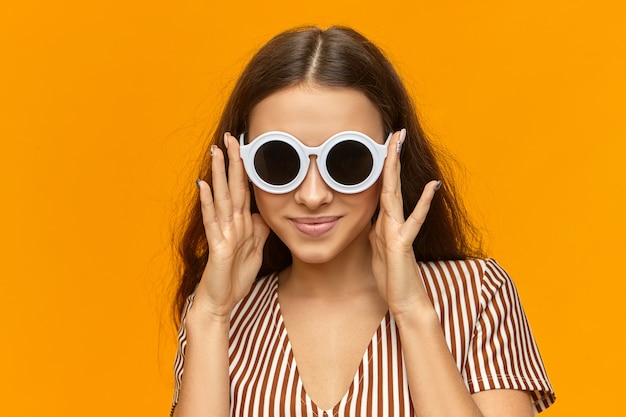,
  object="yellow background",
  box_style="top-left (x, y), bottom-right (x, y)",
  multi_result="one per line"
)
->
top-left (2, 0), bottom-right (624, 415)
